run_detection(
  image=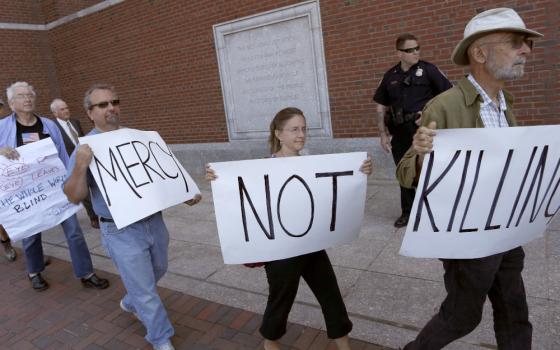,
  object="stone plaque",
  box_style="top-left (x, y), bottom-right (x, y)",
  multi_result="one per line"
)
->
top-left (213, 0), bottom-right (331, 140)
